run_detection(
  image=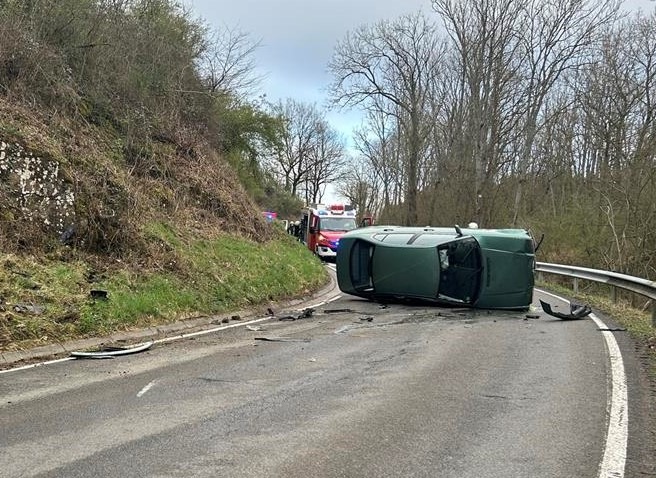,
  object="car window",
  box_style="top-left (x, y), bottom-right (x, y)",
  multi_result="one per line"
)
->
top-left (437, 237), bottom-right (482, 304)
top-left (411, 234), bottom-right (448, 246)
top-left (379, 233), bottom-right (415, 245)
